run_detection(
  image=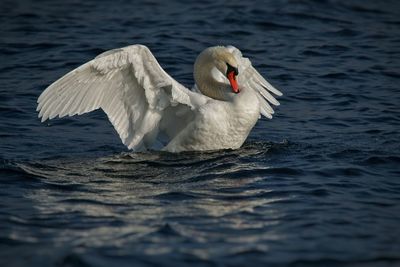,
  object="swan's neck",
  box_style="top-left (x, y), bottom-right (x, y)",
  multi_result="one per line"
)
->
top-left (196, 78), bottom-right (231, 101)
top-left (194, 55), bottom-right (232, 101)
